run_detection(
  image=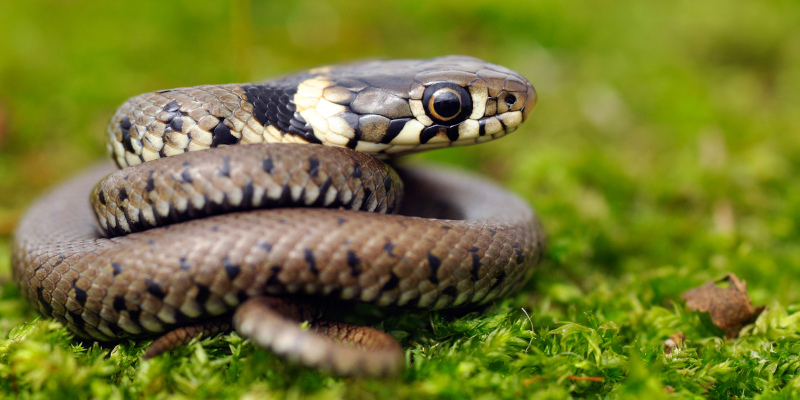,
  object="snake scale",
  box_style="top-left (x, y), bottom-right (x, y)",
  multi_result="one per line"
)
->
top-left (12, 56), bottom-right (544, 377)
